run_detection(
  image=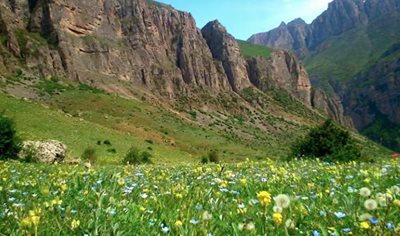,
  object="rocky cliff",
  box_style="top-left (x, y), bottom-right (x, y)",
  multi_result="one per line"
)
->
top-left (0, 0), bottom-right (318, 117)
top-left (246, 50), bottom-right (311, 106)
top-left (248, 0), bottom-right (400, 57)
top-left (249, 0), bottom-right (400, 149)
